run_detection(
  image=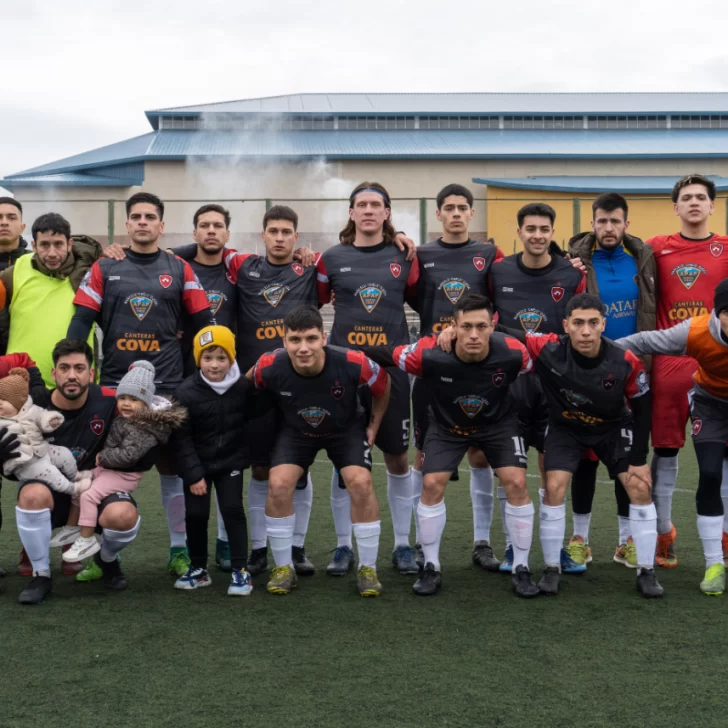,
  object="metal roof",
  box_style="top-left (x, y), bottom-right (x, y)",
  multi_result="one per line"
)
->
top-left (1, 172), bottom-right (141, 188)
top-left (473, 175), bottom-right (728, 193)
